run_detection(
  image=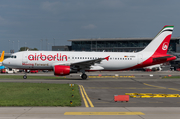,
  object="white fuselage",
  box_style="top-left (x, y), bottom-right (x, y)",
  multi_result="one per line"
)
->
top-left (3, 51), bottom-right (147, 71)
